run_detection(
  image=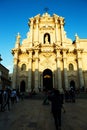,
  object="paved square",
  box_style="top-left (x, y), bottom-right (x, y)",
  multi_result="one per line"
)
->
top-left (0, 98), bottom-right (87, 130)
